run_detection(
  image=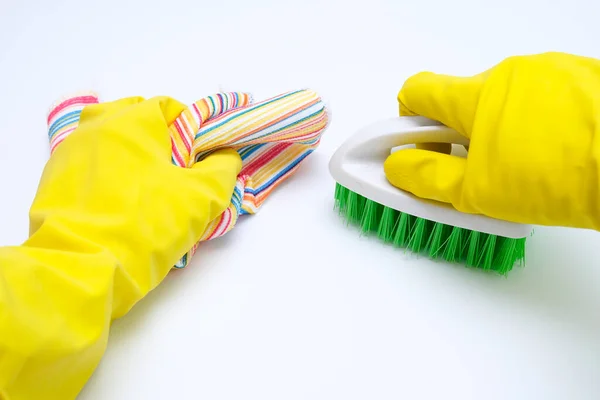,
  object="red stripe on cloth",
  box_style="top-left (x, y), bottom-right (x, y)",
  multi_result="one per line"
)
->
top-left (171, 137), bottom-right (186, 167)
top-left (47, 95), bottom-right (98, 124)
top-left (241, 143), bottom-right (291, 177)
